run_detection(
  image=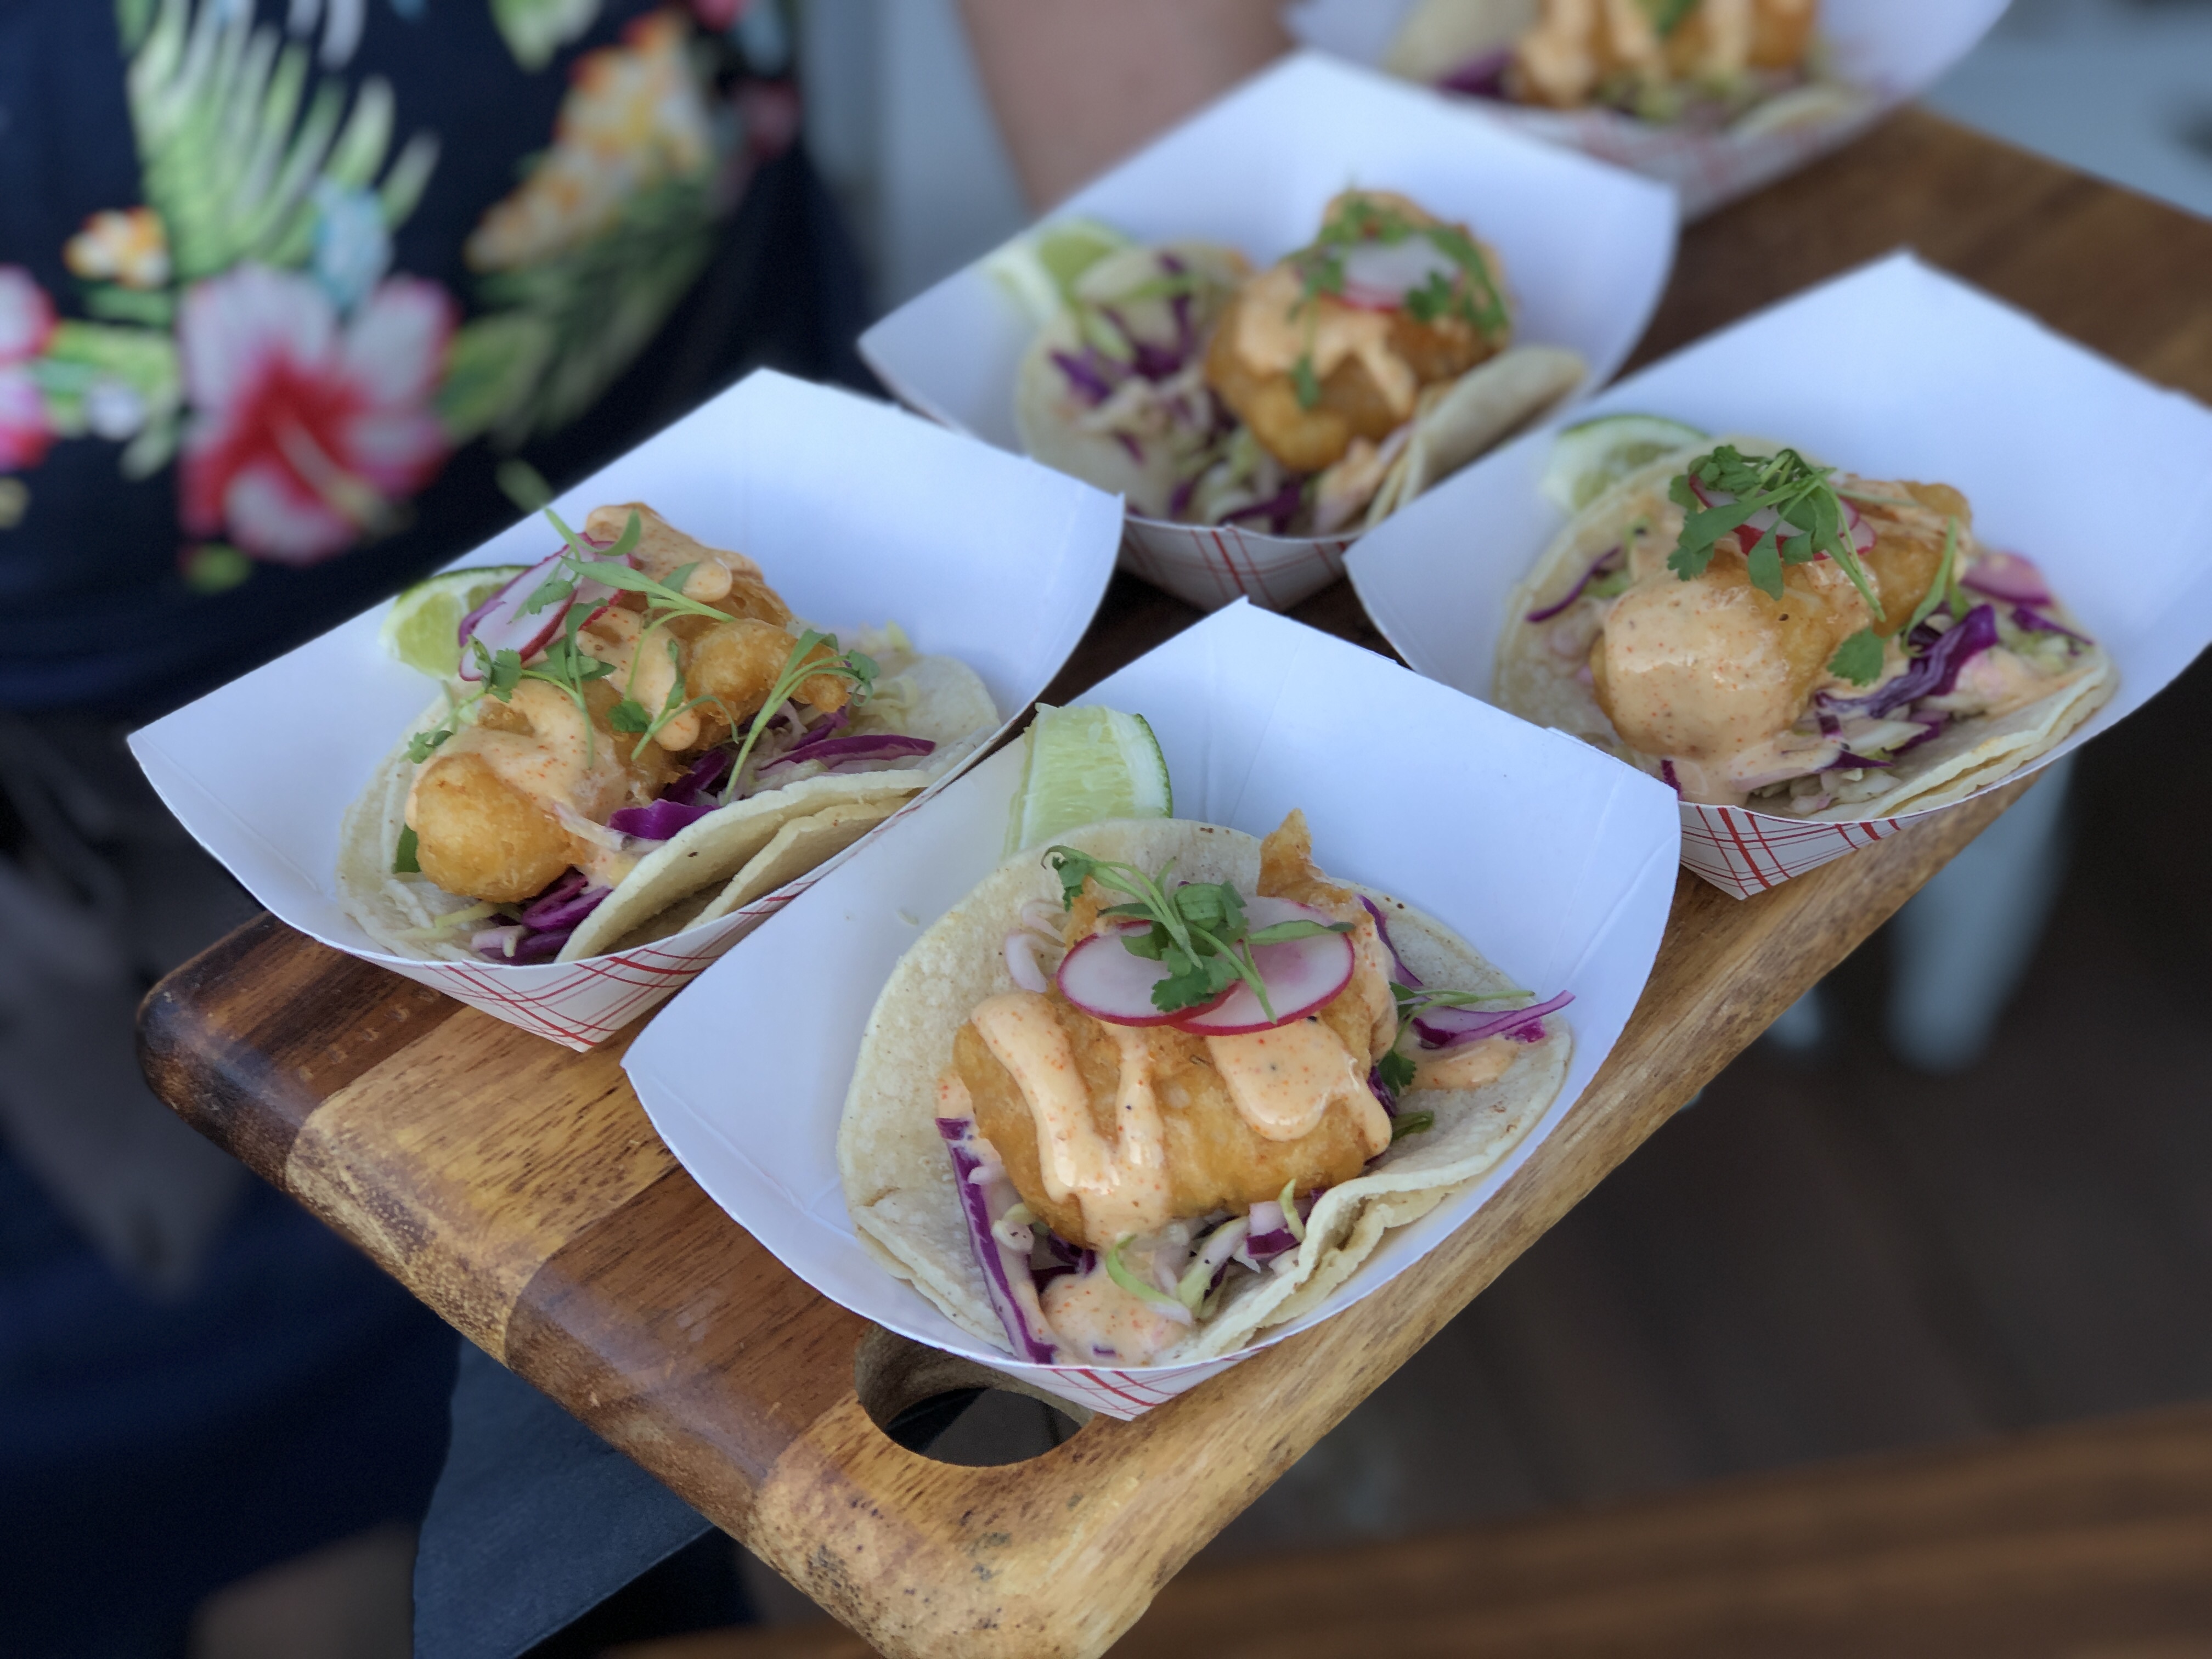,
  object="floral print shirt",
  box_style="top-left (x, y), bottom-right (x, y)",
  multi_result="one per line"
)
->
top-left (0, 0), bottom-right (853, 713)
